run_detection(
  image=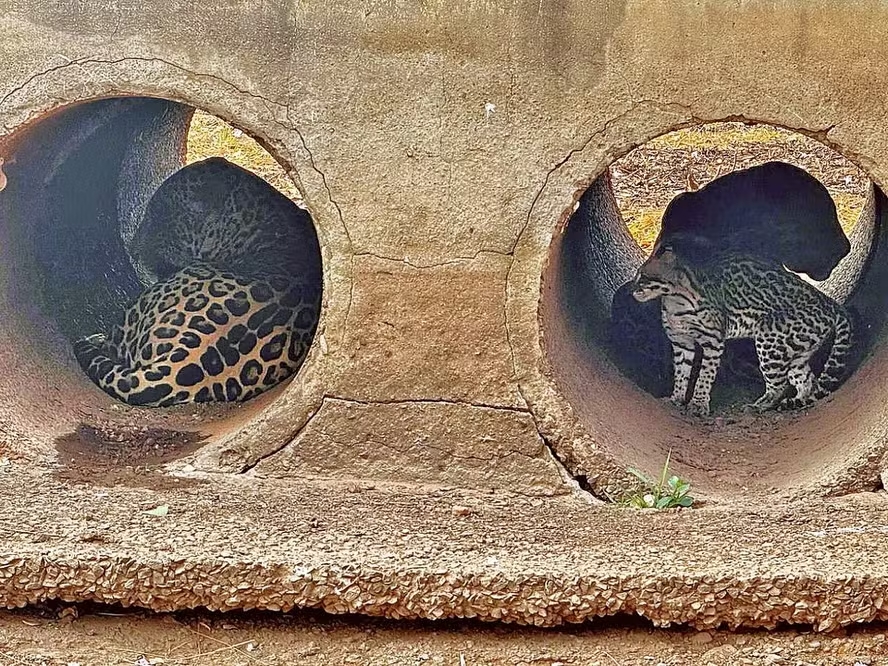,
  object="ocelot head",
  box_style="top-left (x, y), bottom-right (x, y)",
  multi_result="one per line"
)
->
top-left (631, 234), bottom-right (711, 303)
